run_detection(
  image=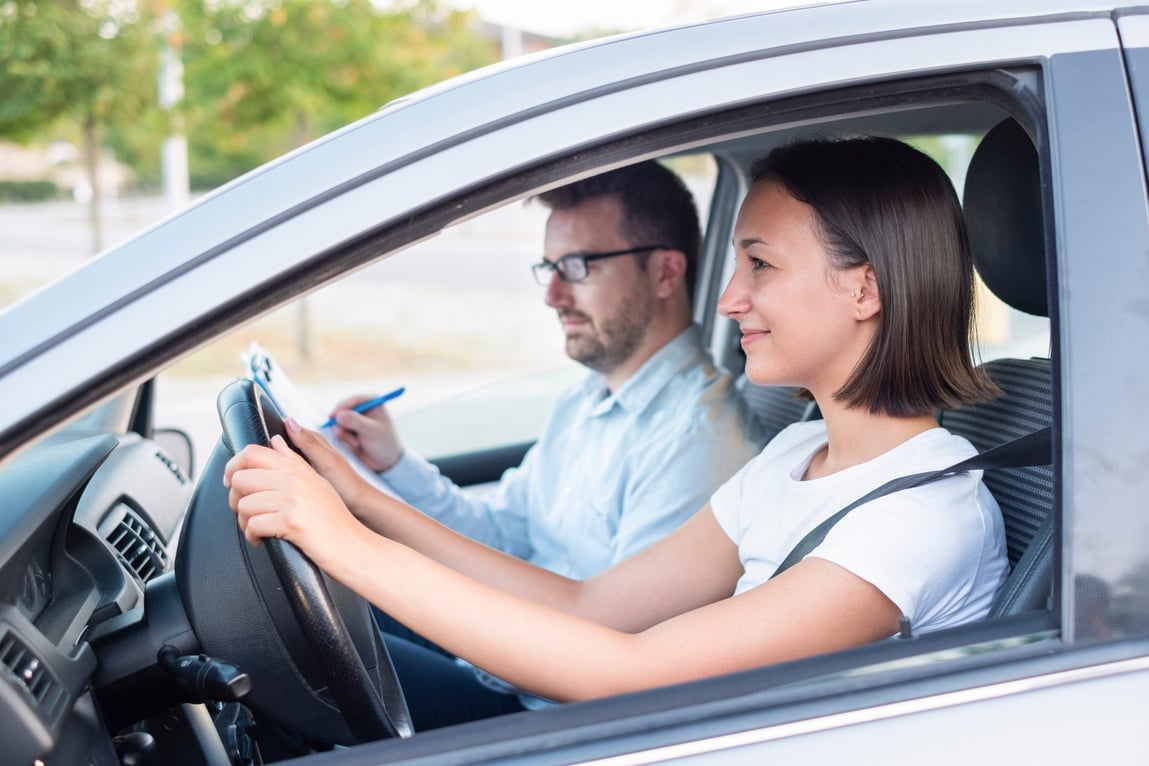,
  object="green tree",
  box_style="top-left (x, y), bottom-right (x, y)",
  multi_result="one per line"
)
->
top-left (0, 0), bottom-right (161, 252)
top-left (0, 1), bottom-right (502, 252)
top-left (167, 0), bottom-right (500, 359)
top-left (175, 0), bottom-right (500, 187)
